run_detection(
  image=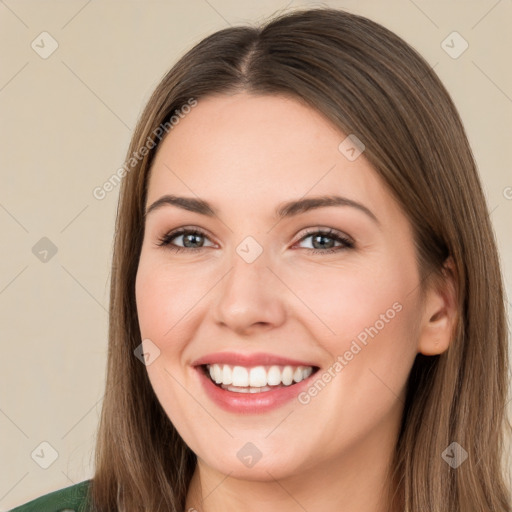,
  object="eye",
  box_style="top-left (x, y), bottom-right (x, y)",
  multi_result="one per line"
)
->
top-left (156, 227), bottom-right (214, 253)
top-left (156, 227), bottom-right (354, 255)
top-left (294, 228), bottom-right (354, 254)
